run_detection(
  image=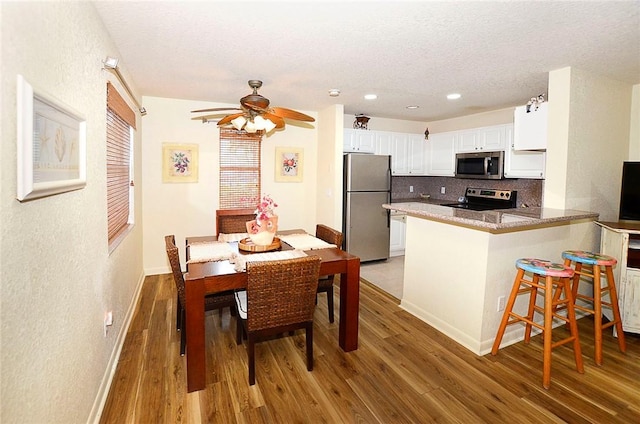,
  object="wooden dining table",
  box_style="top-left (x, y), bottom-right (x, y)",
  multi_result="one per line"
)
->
top-left (184, 230), bottom-right (361, 392)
